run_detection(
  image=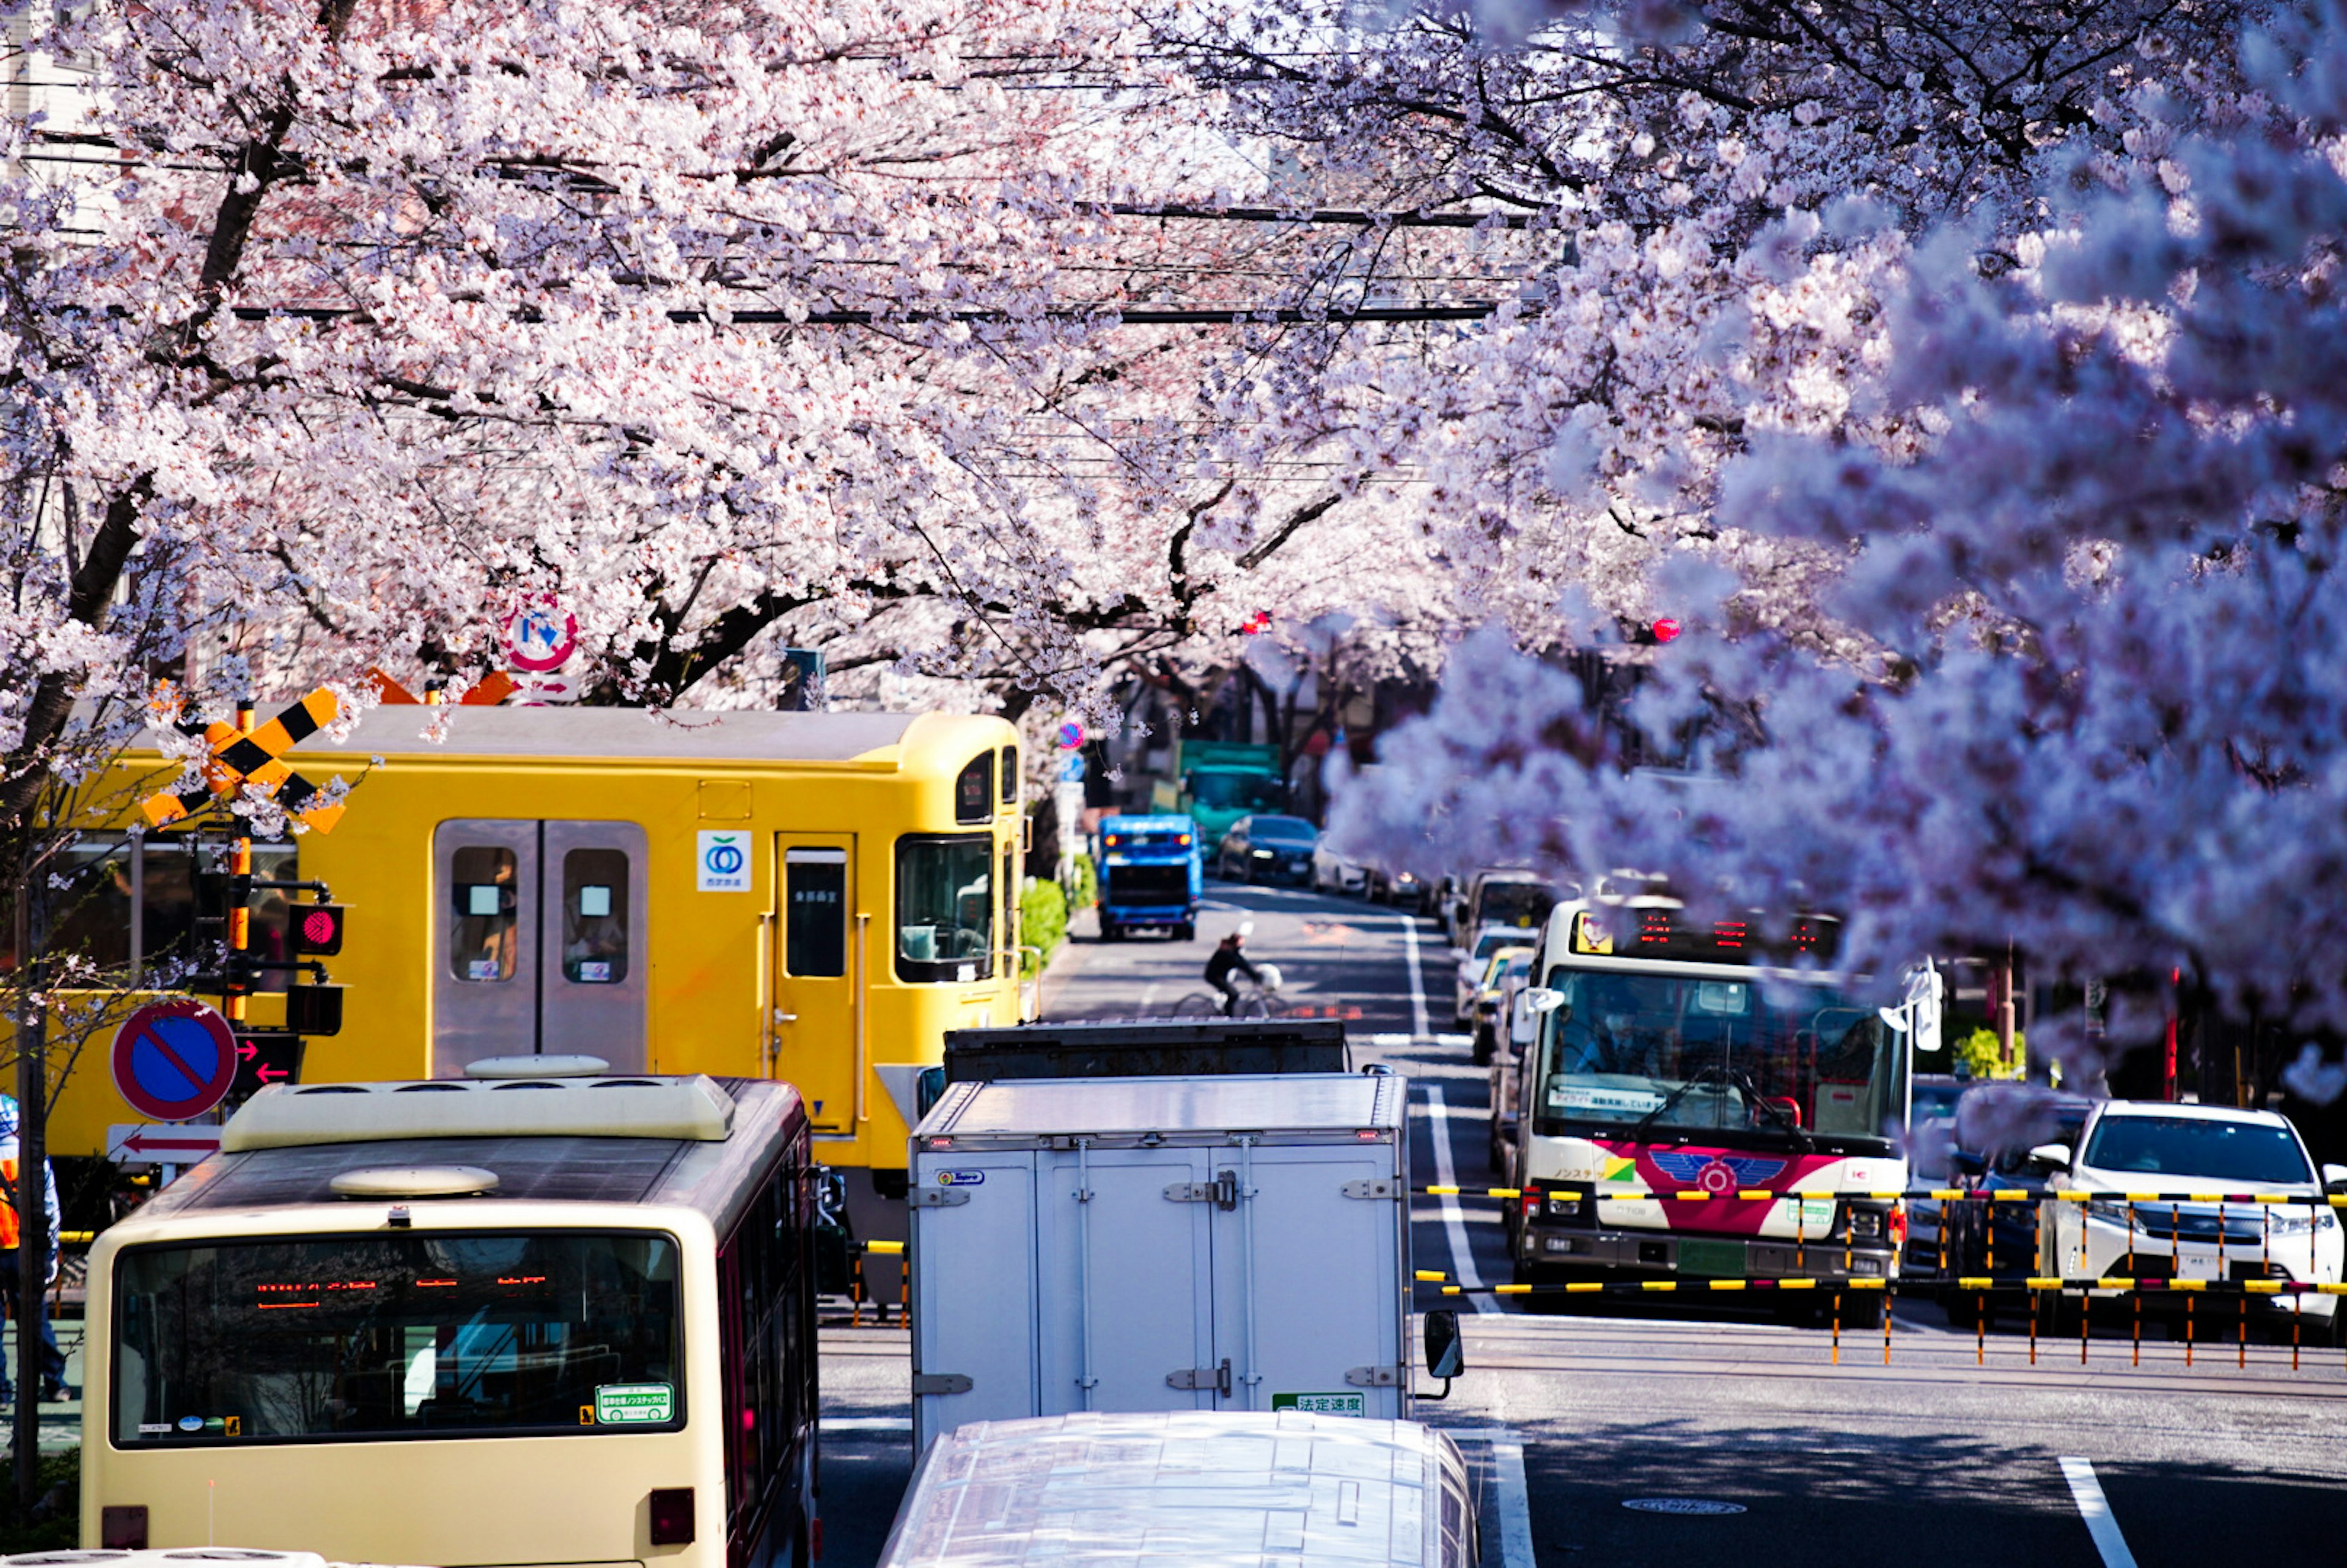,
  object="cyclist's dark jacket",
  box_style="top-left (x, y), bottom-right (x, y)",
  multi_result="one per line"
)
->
top-left (1205, 943), bottom-right (1262, 988)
